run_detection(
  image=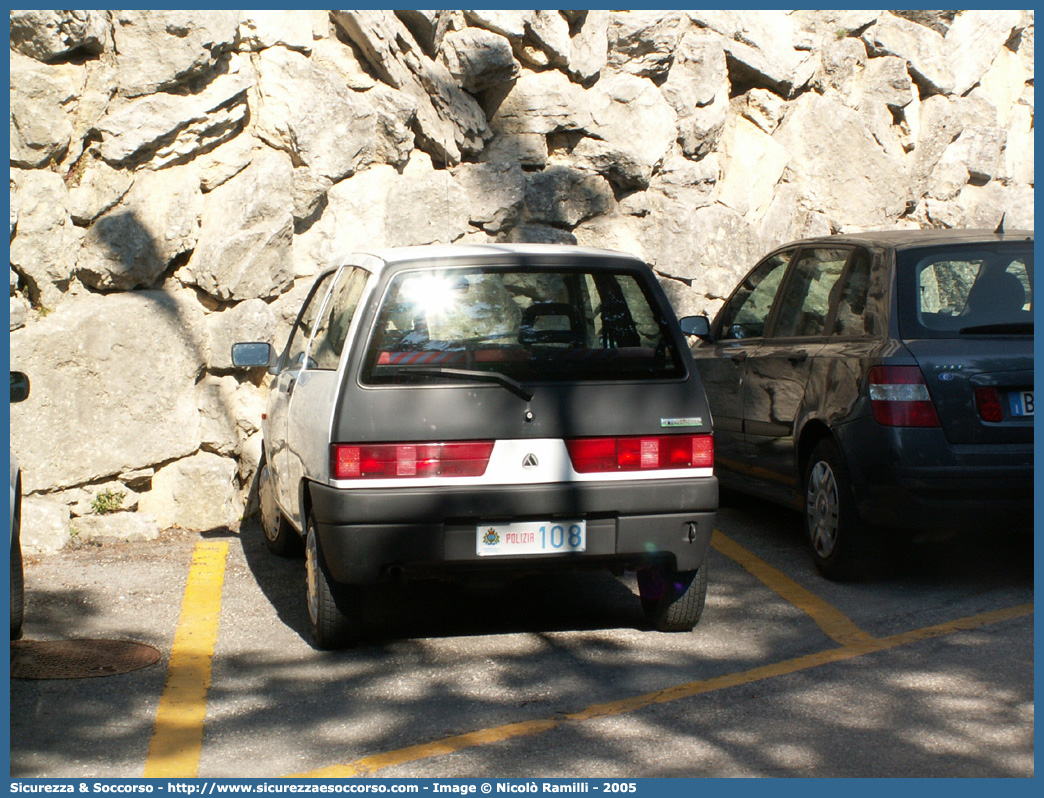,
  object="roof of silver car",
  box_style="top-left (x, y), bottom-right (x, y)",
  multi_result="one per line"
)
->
top-left (339, 243), bottom-right (644, 274)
